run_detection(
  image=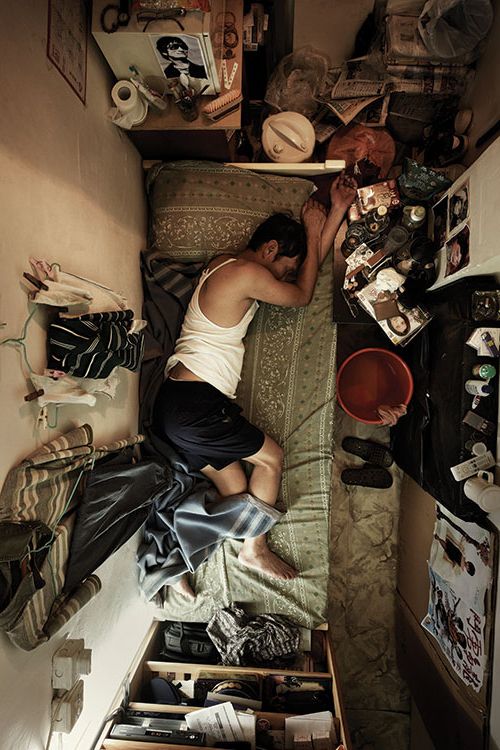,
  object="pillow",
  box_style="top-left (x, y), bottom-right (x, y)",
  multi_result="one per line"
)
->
top-left (146, 160), bottom-right (314, 262)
